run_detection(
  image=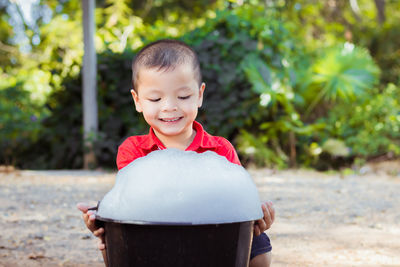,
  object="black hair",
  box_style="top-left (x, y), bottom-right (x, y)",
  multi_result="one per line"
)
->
top-left (131, 39), bottom-right (202, 92)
